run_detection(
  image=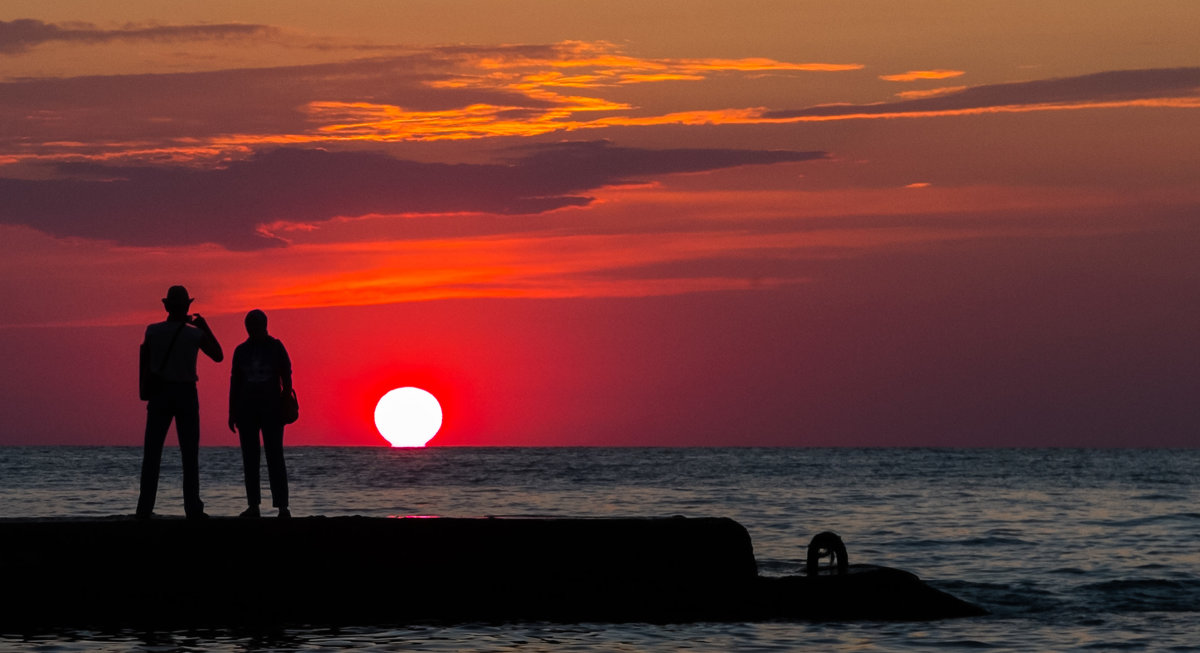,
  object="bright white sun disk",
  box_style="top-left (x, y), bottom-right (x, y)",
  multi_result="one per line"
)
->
top-left (374, 387), bottom-right (442, 447)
